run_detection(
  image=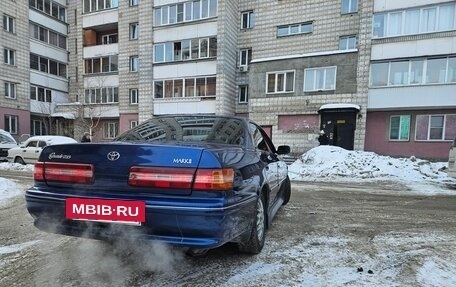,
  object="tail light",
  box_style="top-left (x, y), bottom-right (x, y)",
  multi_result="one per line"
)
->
top-left (128, 166), bottom-right (234, 191)
top-left (34, 162), bottom-right (94, 184)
